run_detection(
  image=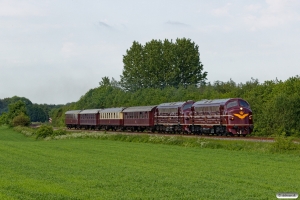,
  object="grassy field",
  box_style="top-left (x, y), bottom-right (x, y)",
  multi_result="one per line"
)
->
top-left (0, 126), bottom-right (299, 199)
